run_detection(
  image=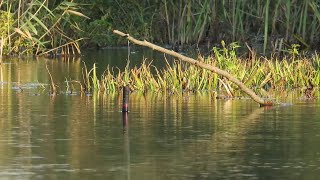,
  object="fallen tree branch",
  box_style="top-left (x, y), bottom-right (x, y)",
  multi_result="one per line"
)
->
top-left (113, 30), bottom-right (273, 106)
